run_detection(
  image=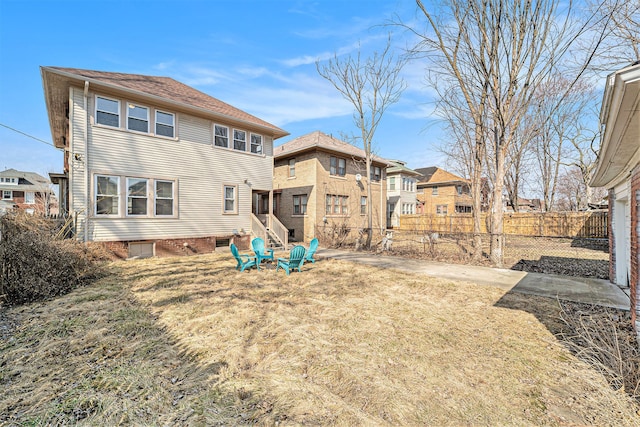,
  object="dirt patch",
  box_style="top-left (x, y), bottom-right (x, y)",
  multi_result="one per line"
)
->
top-left (512, 257), bottom-right (610, 279)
